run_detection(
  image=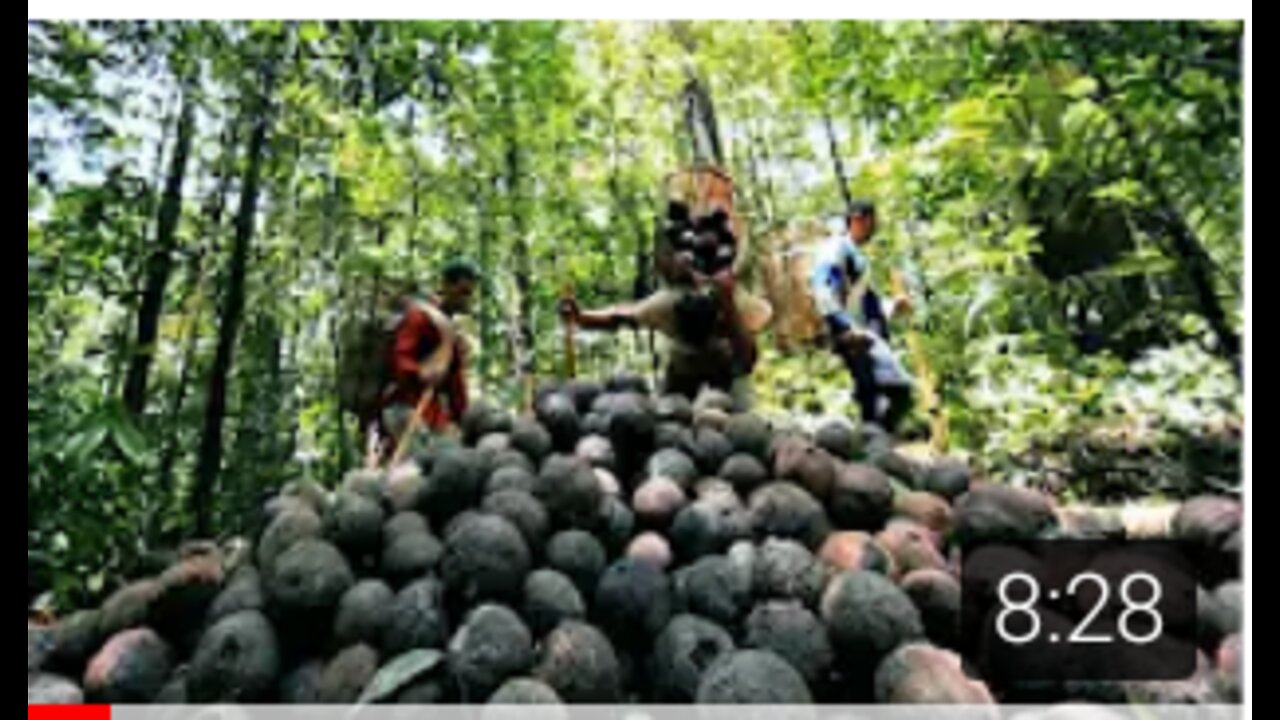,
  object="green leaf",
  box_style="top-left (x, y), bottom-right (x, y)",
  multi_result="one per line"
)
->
top-left (1091, 179), bottom-right (1148, 207)
top-left (249, 20), bottom-right (285, 36)
top-left (299, 21), bottom-right (327, 45)
top-left (944, 98), bottom-right (997, 130)
top-left (1088, 249), bottom-right (1176, 280)
top-left (1062, 99), bottom-right (1107, 136)
top-left (112, 417), bottom-right (151, 467)
top-left (65, 425), bottom-right (110, 465)
top-left (1005, 225), bottom-right (1043, 259)
top-left (358, 650), bottom-right (447, 705)
top-left (1064, 76), bottom-right (1099, 99)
